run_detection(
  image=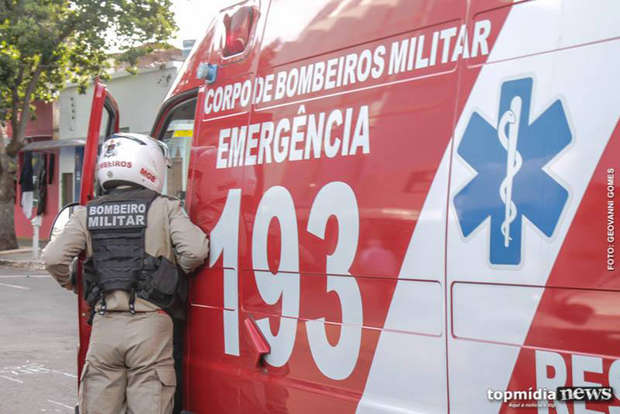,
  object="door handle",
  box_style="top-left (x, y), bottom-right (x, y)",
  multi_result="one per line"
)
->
top-left (243, 314), bottom-right (270, 367)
